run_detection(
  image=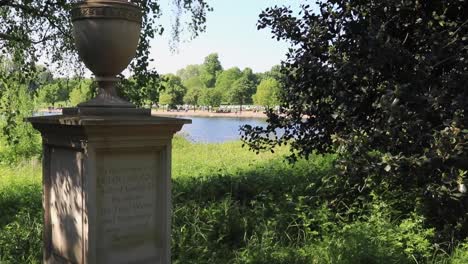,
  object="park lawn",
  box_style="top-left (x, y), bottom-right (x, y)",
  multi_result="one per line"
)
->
top-left (0, 137), bottom-right (467, 263)
top-left (173, 136), bottom-right (294, 179)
